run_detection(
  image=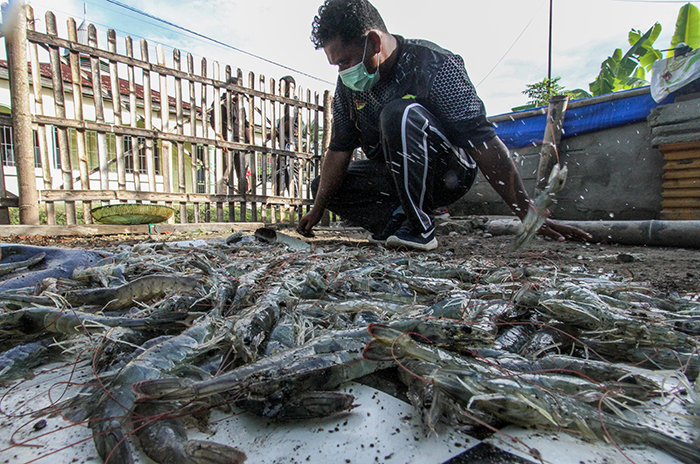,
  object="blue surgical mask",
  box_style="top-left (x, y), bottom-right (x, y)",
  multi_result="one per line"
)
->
top-left (339, 36), bottom-right (380, 92)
